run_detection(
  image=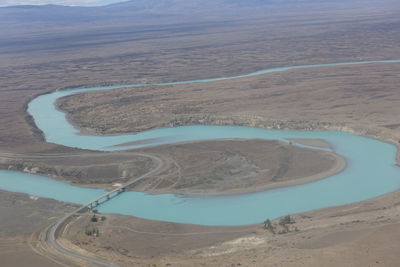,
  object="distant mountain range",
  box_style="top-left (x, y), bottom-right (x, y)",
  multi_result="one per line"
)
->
top-left (0, 0), bottom-right (393, 27)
